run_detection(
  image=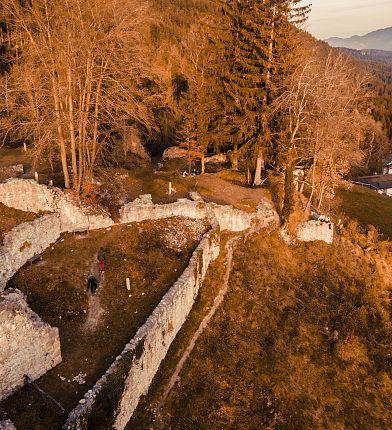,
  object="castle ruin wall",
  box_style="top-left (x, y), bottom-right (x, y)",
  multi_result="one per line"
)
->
top-left (0, 179), bottom-right (113, 233)
top-left (119, 194), bottom-right (278, 232)
top-left (0, 214), bottom-right (61, 289)
top-left (63, 224), bottom-right (221, 430)
top-left (0, 289), bottom-right (61, 401)
top-left (0, 179), bottom-right (279, 427)
top-left (297, 220), bottom-right (334, 244)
